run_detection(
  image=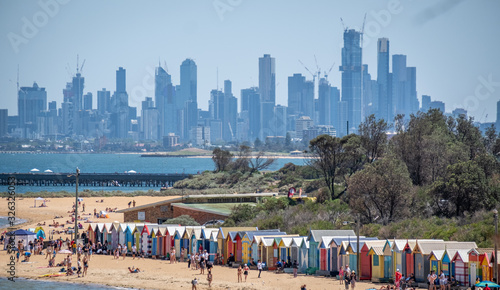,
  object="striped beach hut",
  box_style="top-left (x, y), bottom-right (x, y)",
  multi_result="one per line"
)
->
top-left (124, 224), bottom-right (135, 250)
top-left (174, 227), bottom-right (186, 258)
top-left (201, 228), bottom-right (219, 260)
top-left (217, 227), bottom-right (257, 262)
